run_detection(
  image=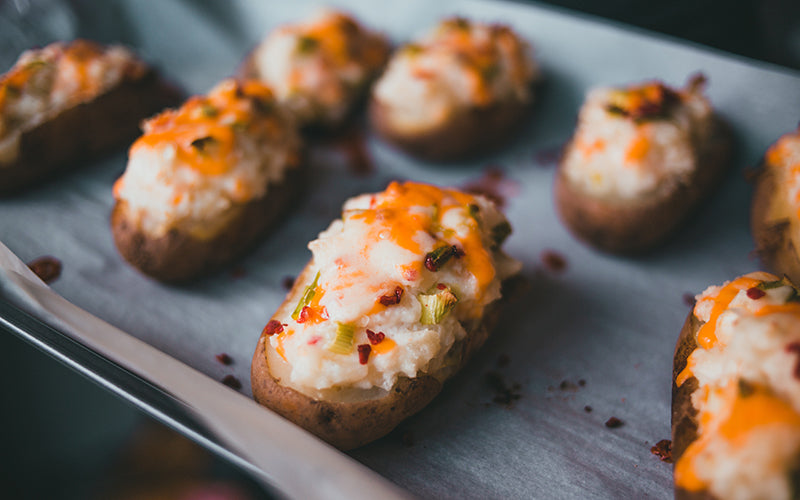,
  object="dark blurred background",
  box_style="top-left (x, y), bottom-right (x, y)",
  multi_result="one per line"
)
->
top-left (1, 1), bottom-right (798, 499)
